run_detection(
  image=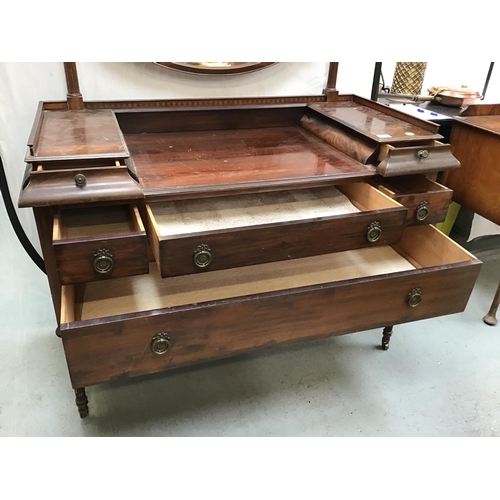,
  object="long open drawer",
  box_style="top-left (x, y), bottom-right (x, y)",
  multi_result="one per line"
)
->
top-left (146, 182), bottom-right (407, 277)
top-left (60, 225), bottom-right (481, 388)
